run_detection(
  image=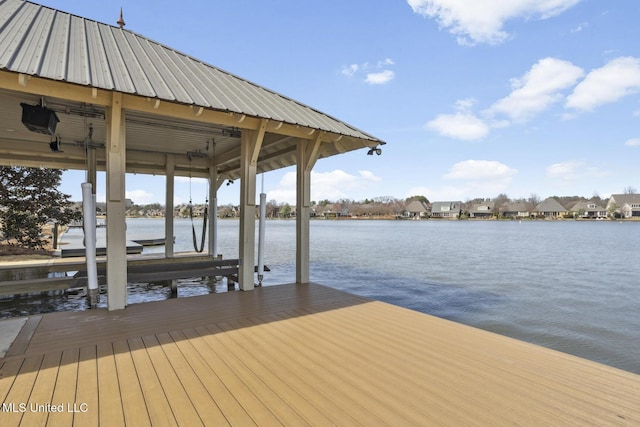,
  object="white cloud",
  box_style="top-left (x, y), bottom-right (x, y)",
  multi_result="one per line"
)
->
top-left (405, 186), bottom-right (434, 199)
top-left (546, 161), bottom-right (609, 181)
top-left (625, 138), bottom-right (640, 147)
top-left (365, 70), bottom-right (395, 85)
top-left (126, 189), bottom-right (155, 205)
top-left (566, 57), bottom-right (640, 111)
top-left (489, 57), bottom-right (584, 122)
top-left (267, 170), bottom-right (382, 204)
top-left (341, 59), bottom-right (396, 84)
top-left (407, 0), bottom-right (583, 45)
top-left (438, 160), bottom-right (518, 197)
top-left (426, 112), bottom-right (489, 140)
top-left (358, 170), bottom-right (382, 182)
top-left (341, 64), bottom-right (359, 77)
top-left (444, 160), bottom-right (517, 181)
top-left (570, 22), bottom-right (588, 33)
